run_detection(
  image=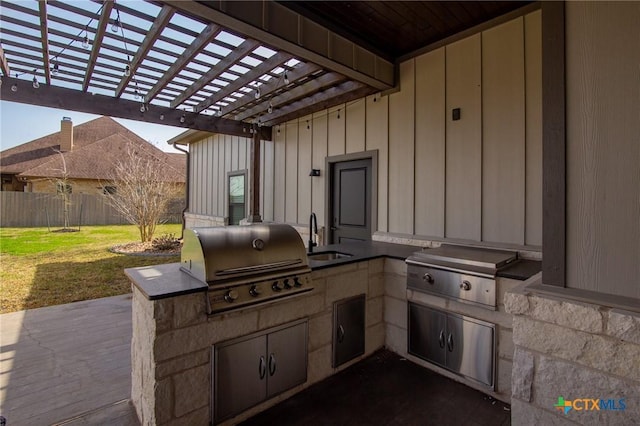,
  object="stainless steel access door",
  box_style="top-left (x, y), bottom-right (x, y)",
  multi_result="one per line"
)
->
top-left (446, 312), bottom-right (495, 388)
top-left (266, 322), bottom-right (308, 396)
top-left (408, 303), bottom-right (495, 388)
top-left (214, 335), bottom-right (267, 421)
